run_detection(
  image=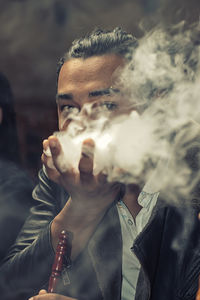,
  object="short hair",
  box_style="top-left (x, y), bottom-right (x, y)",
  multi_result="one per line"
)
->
top-left (56, 27), bottom-right (138, 84)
